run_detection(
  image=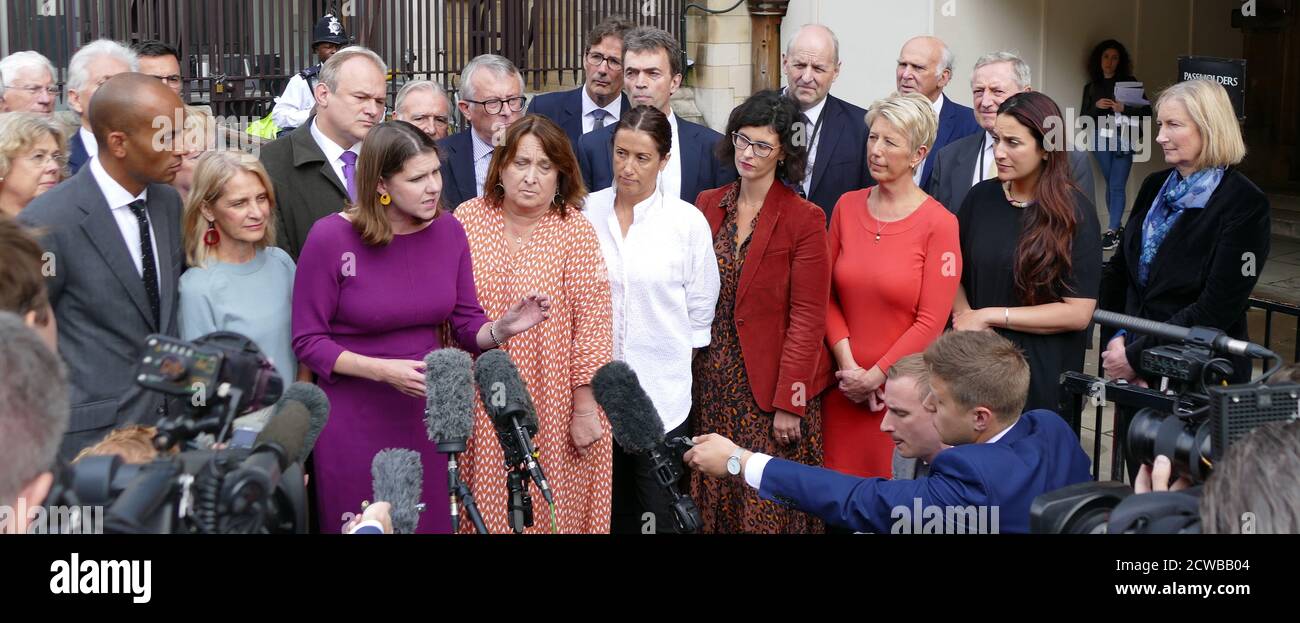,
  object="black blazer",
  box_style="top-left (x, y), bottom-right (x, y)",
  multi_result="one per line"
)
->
top-left (576, 114), bottom-right (736, 203)
top-left (1099, 167), bottom-right (1271, 378)
top-left (436, 129), bottom-right (478, 212)
top-left (526, 86), bottom-right (631, 151)
top-left (68, 130), bottom-right (91, 176)
top-left (258, 121), bottom-right (351, 260)
top-left (802, 93), bottom-right (874, 220)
